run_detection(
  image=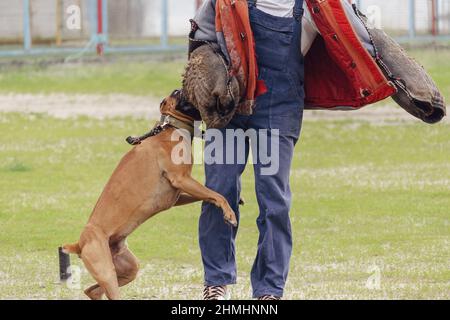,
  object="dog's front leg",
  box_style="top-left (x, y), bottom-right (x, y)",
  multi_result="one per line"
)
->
top-left (165, 172), bottom-right (238, 227)
top-left (174, 193), bottom-right (201, 206)
top-left (175, 193), bottom-right (245, 207)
